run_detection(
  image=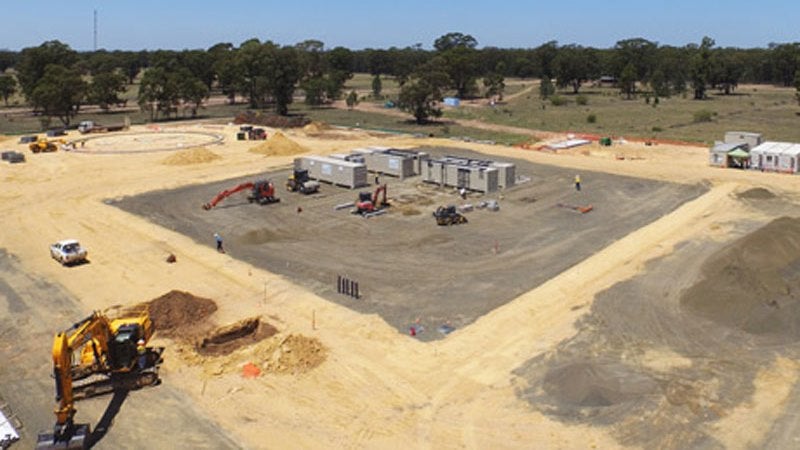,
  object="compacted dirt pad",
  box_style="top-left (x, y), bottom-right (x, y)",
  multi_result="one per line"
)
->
top-left (515, 212), bottom-right (800, 449)
top-left (112, 147), bottom-right (706, 340)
